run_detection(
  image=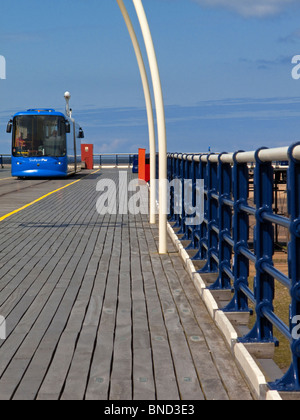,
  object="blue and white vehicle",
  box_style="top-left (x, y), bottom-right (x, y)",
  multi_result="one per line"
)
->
top-left (7, 92), bottom-right (84, 178)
